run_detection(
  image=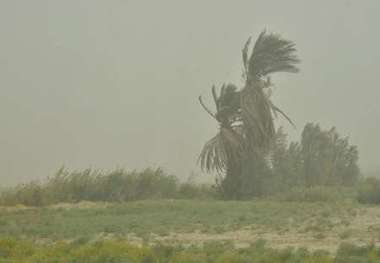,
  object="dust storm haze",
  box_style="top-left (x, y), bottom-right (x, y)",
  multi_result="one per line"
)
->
top-left (0, 0), bottom-right (379, 185)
